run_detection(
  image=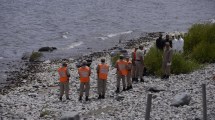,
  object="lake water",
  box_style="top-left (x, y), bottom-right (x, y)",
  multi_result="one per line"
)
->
top-left (0, 0), bottom-right (215, 85)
